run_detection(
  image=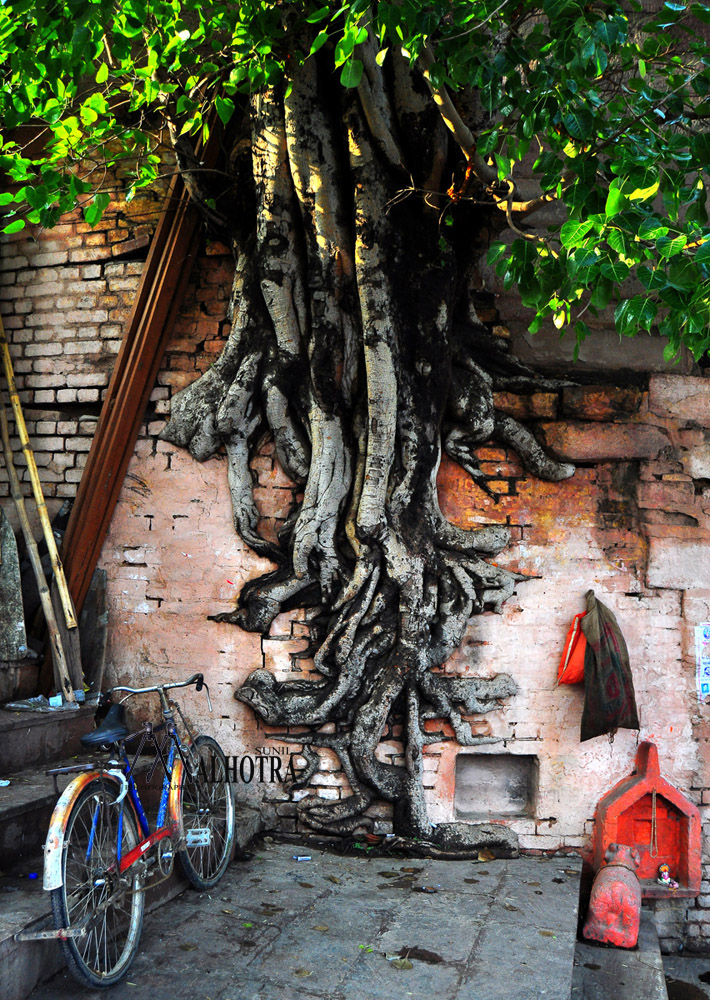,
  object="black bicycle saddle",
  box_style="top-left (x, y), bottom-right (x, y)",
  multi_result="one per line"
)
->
top-left (80, 703), bottom-right (131, 749)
